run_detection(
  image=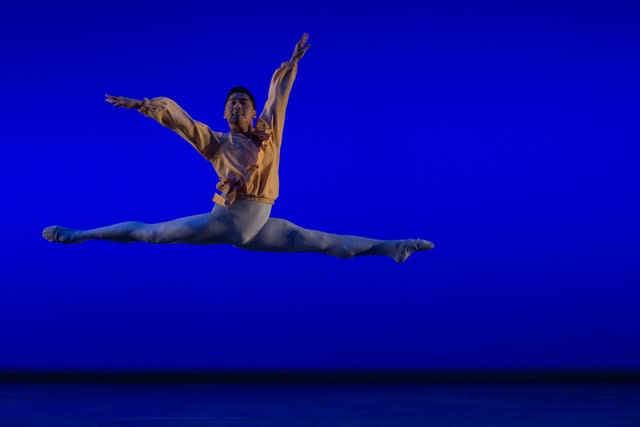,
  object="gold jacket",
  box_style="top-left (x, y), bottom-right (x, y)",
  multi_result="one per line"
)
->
top-left (138, 60), bottom-right (298, 206)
